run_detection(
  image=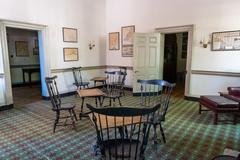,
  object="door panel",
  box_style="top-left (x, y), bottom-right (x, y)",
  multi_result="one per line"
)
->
top-left (133, 33), bottom-right (163, 93)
